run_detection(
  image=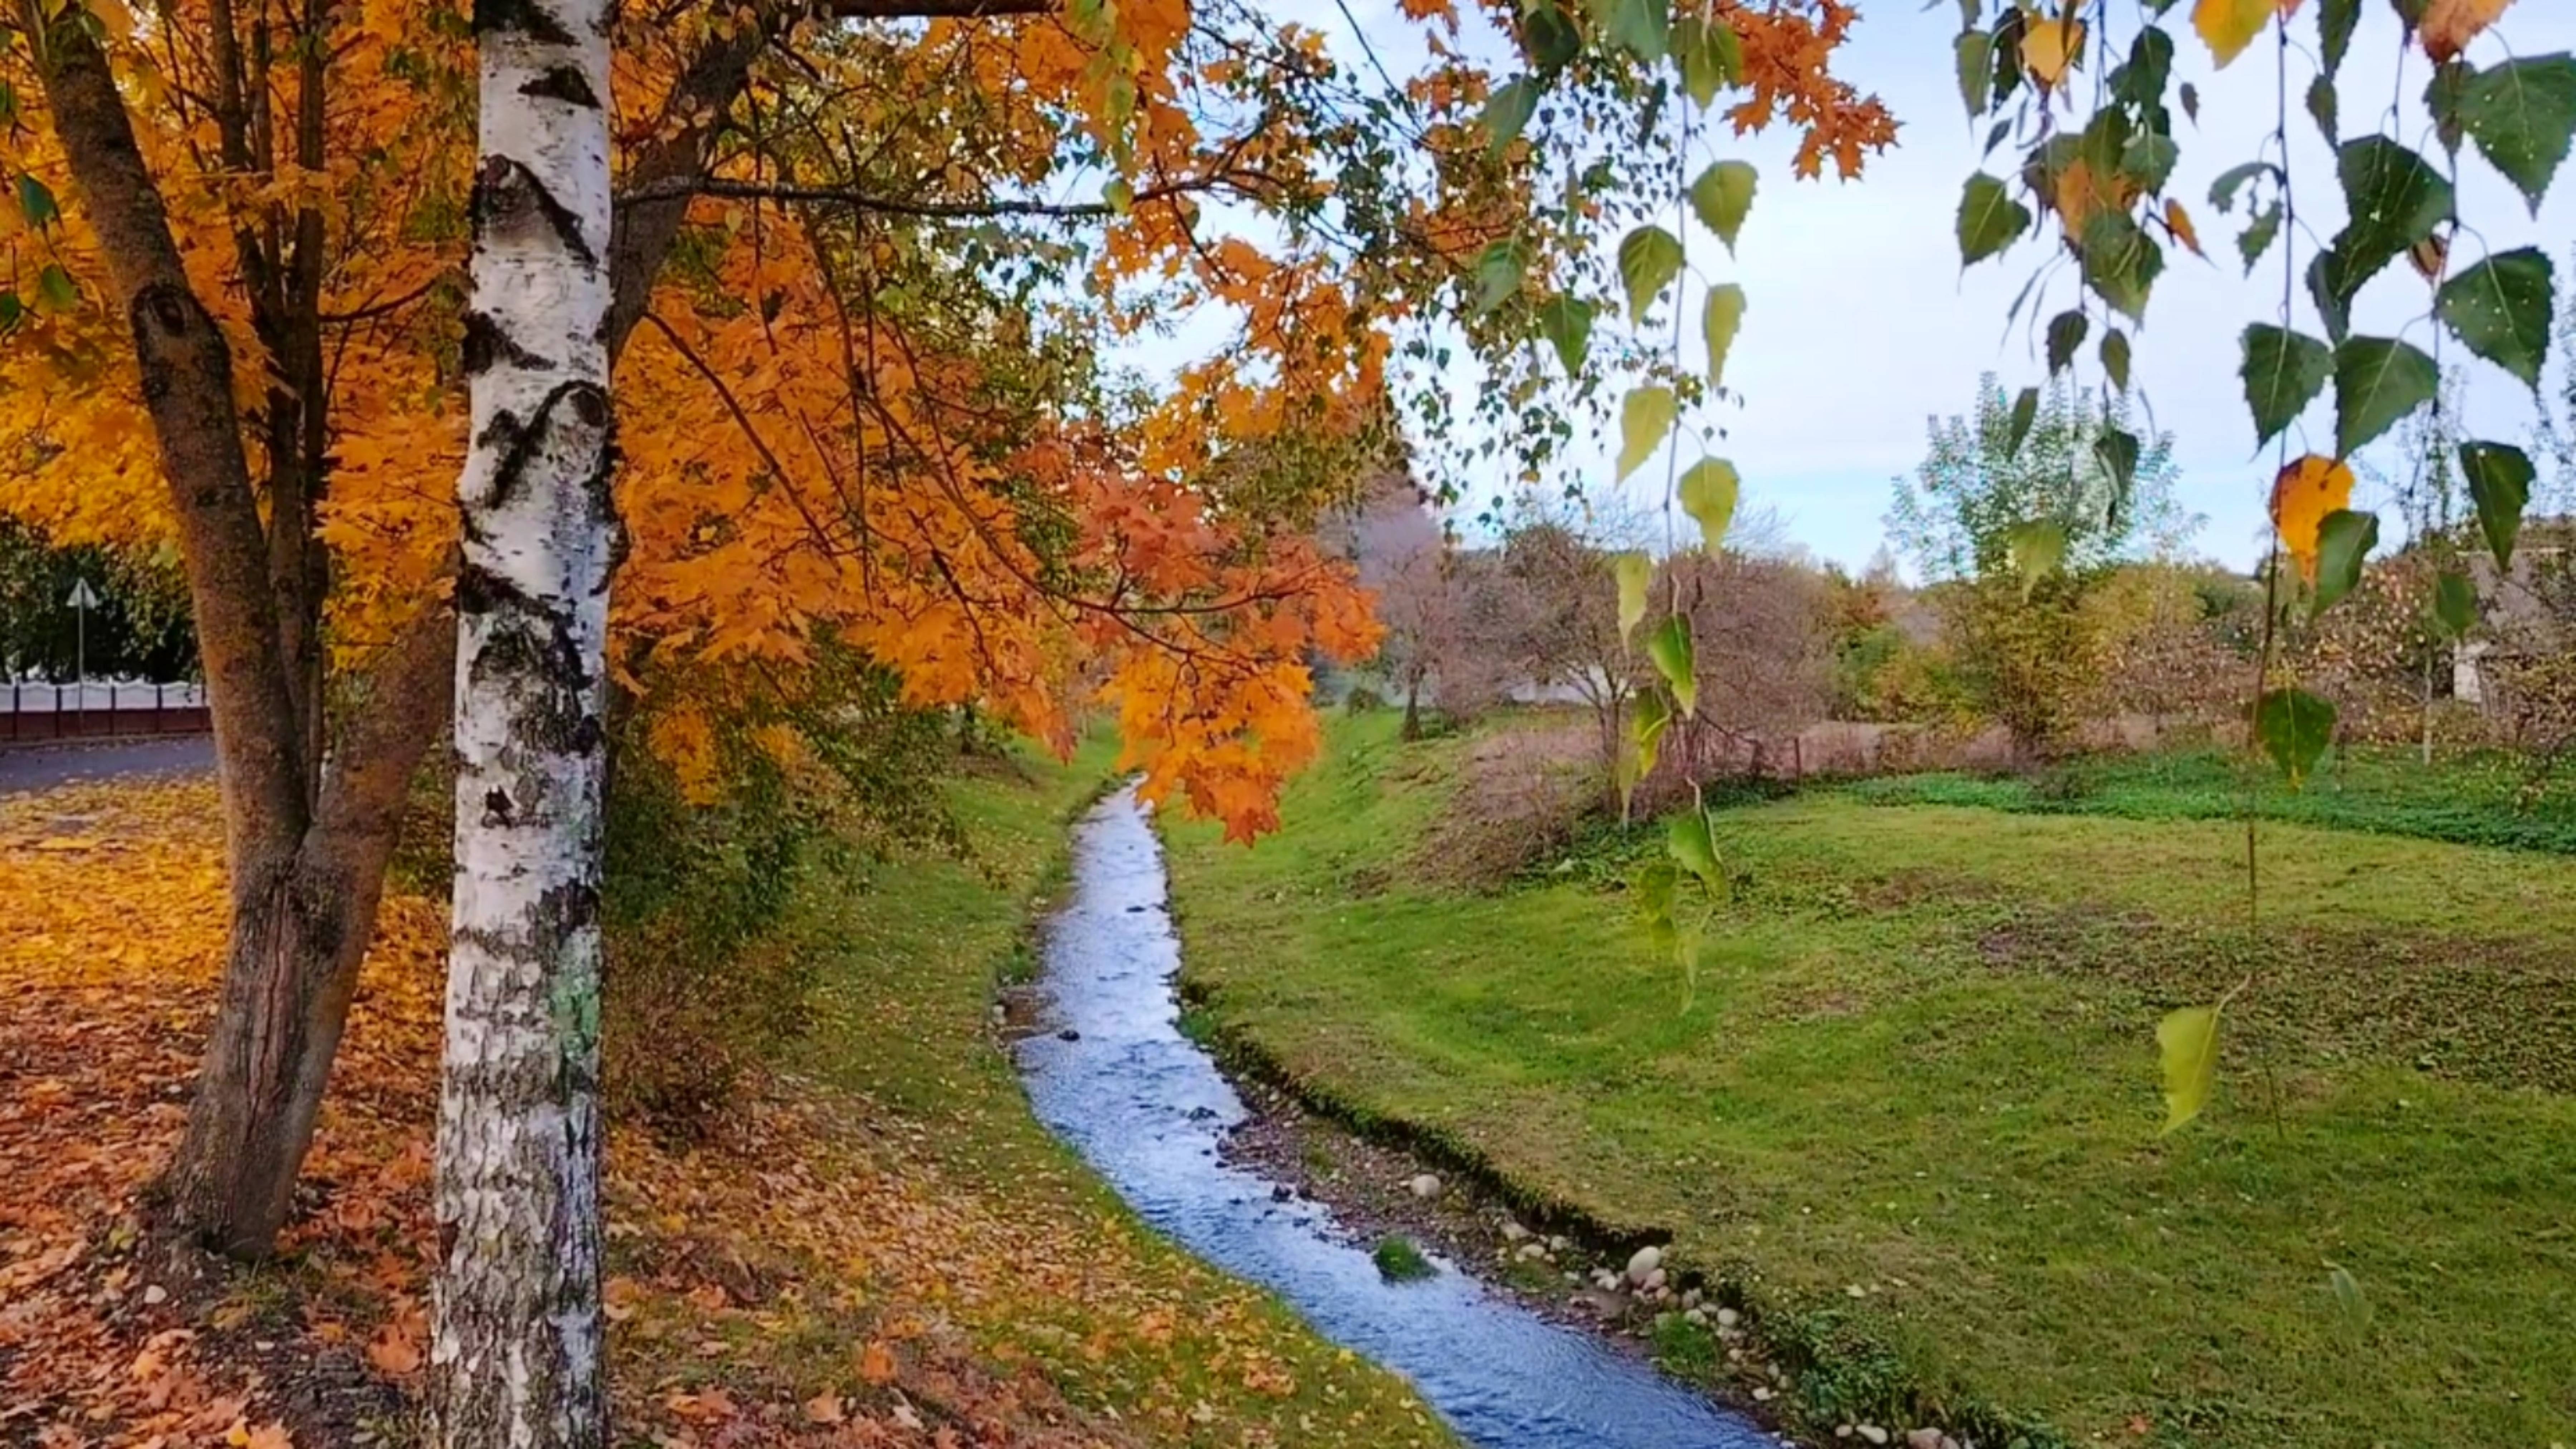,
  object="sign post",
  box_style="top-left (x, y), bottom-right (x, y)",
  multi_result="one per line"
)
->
top-left (66, 577), bottom-right (98, 709)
